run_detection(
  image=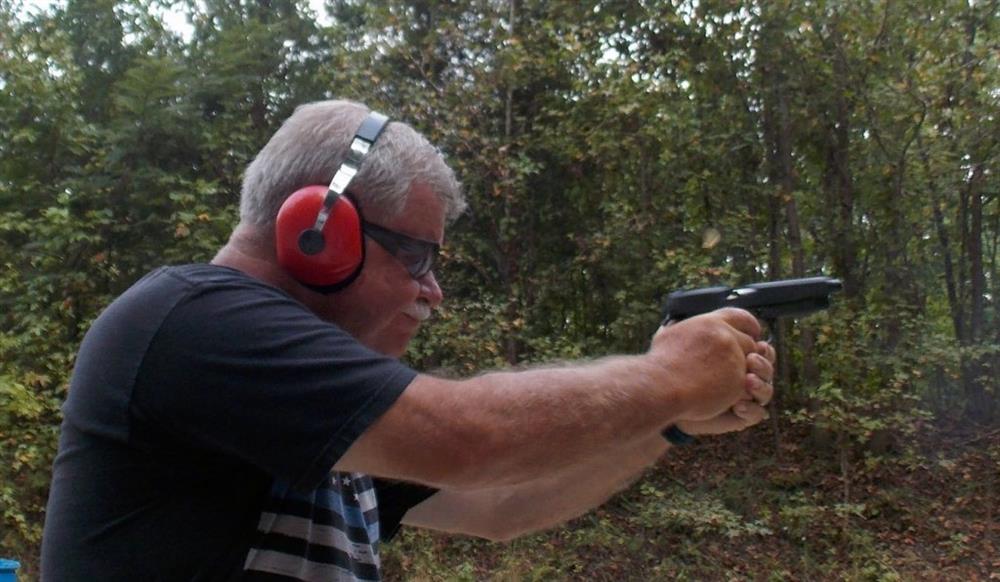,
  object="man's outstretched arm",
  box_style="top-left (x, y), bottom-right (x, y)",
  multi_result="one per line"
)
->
top-left (335, 308), bottom-right (766, 490)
